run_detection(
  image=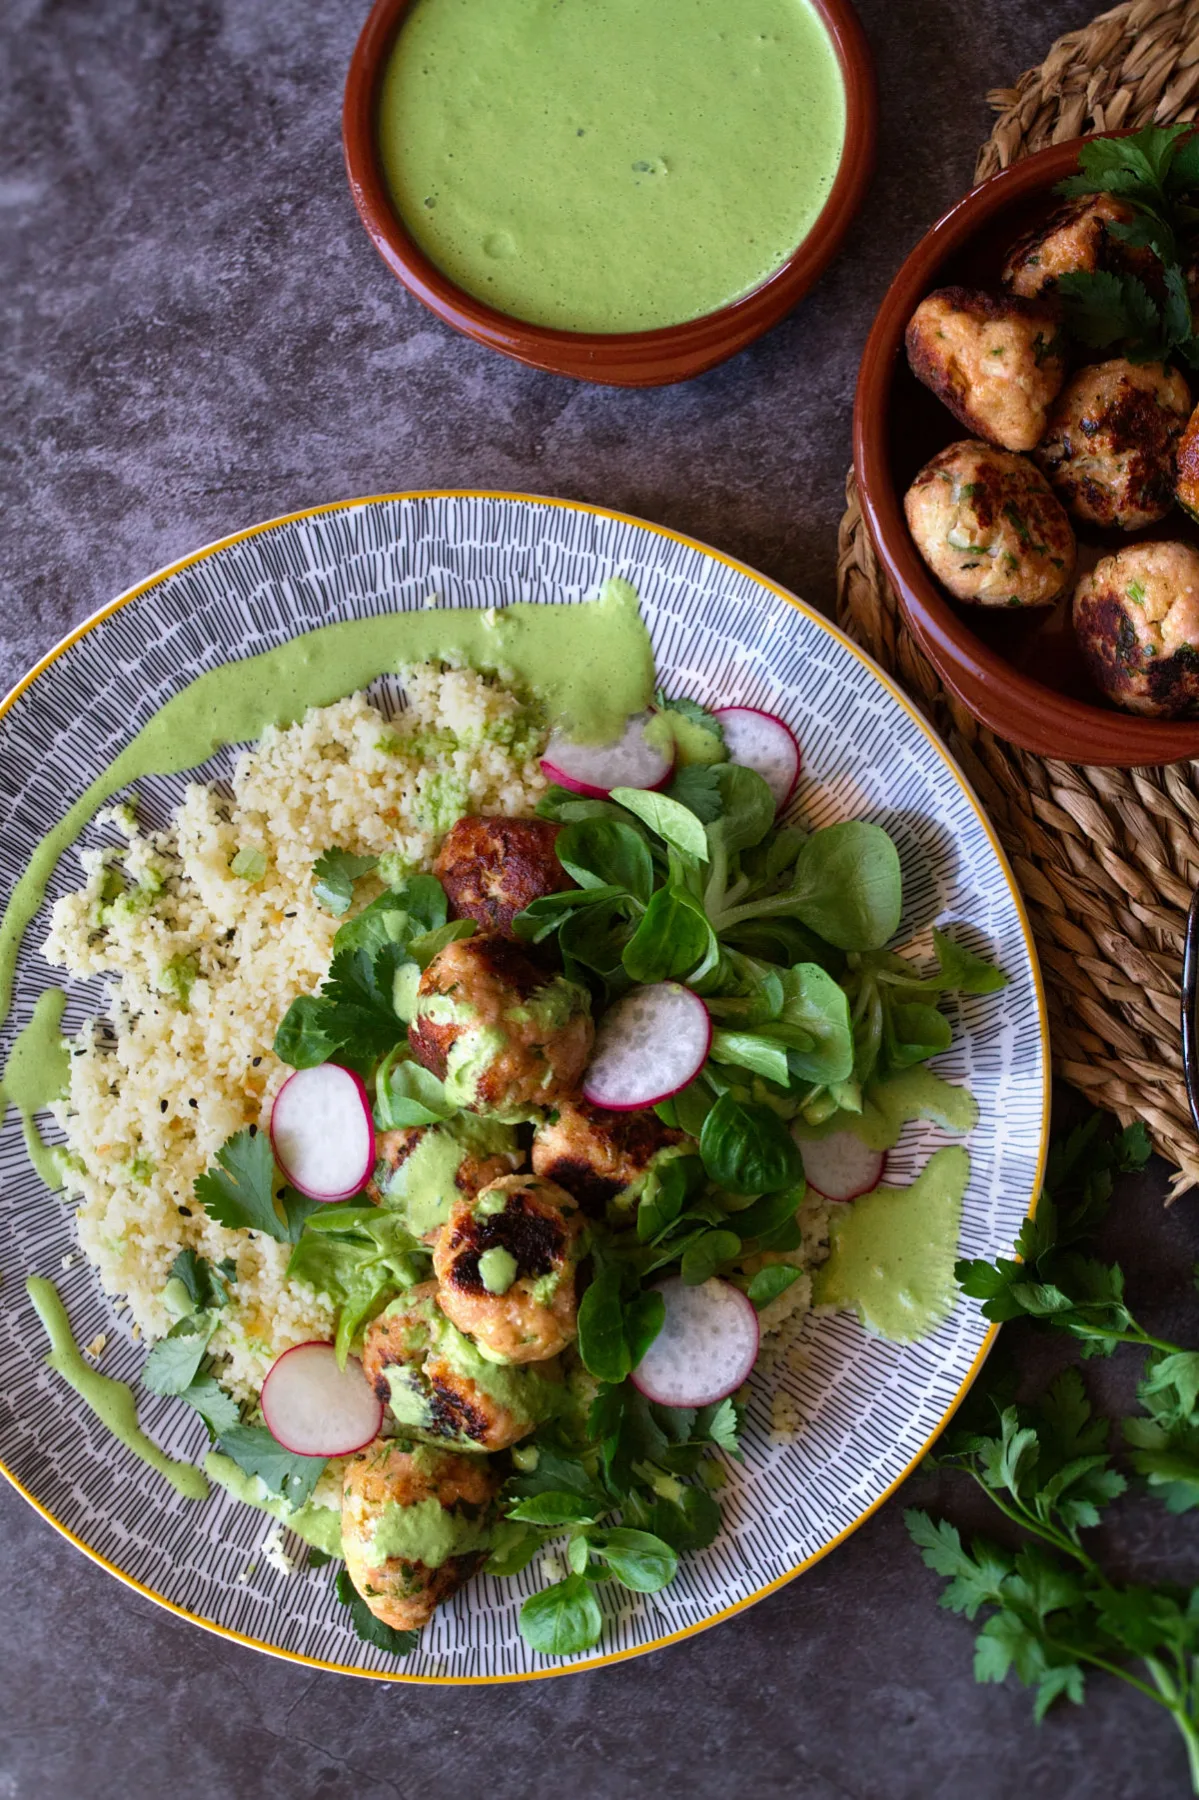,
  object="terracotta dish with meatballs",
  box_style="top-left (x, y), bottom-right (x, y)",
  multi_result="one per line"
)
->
top-left (891, 122), bottom-right (1199, 729)
top-left (21, 619), bottom-right (1007, 1665)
